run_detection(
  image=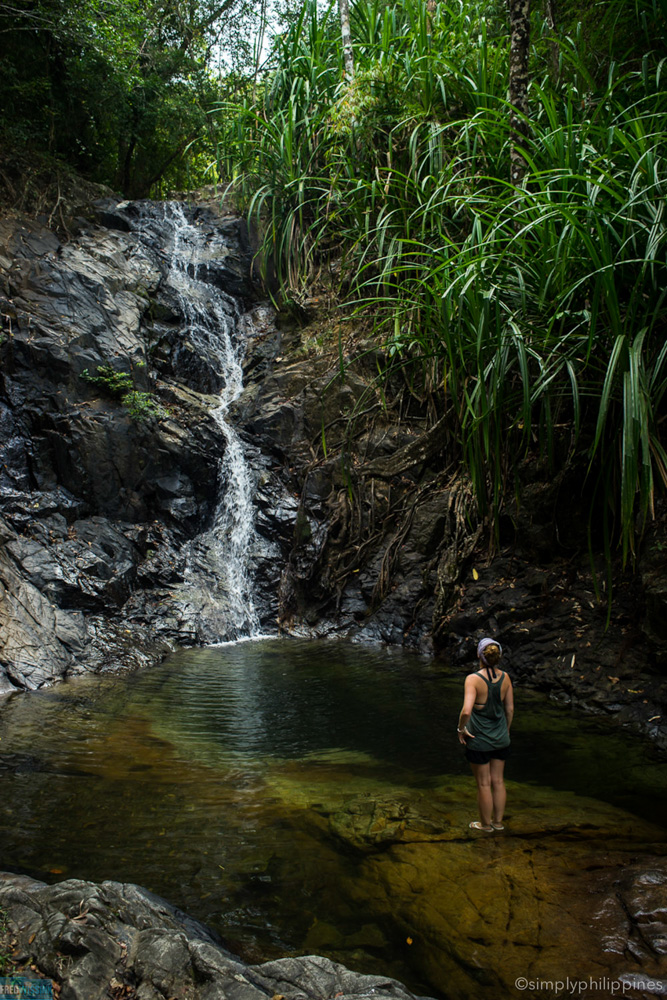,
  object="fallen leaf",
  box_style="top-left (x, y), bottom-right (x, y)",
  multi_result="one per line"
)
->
top-left (608, 676), bottom-right (619, 684)
top-left (472, 568), bottom-right (479, 580)
top-left (406, 936), bottom-right (413, 945)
